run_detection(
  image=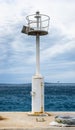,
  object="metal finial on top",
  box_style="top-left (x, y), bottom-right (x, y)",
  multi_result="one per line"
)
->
top-left (36, 11), bottom-right (40, 14)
